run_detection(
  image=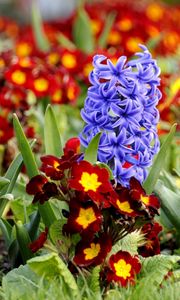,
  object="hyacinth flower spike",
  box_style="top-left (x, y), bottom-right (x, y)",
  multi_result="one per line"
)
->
top-left (80, 45), bottom-right (161, 186)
